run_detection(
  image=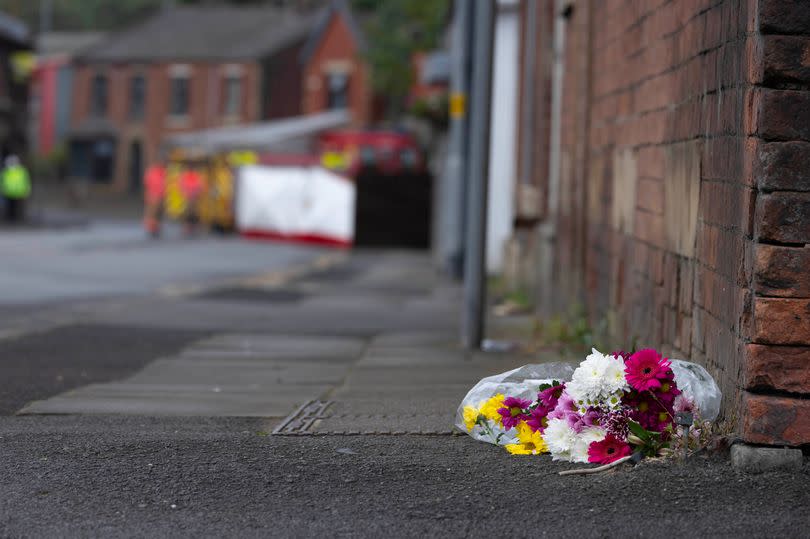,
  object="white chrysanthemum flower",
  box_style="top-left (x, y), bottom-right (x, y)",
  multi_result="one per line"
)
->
top-left (544, 418), bottom-right (577, 461)
top-left (545, 418), bottom-right (607, 463)
top-left (606, 391), bottom-right (623, 409)
top-left (569, 426), bottom-right (607, 463)
top-left (567, 348), bottom-right (628, 405)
